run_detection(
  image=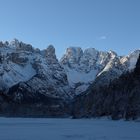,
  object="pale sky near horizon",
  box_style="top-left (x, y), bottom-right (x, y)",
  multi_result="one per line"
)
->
top-left (0, 0), bottom-right (140, 59)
